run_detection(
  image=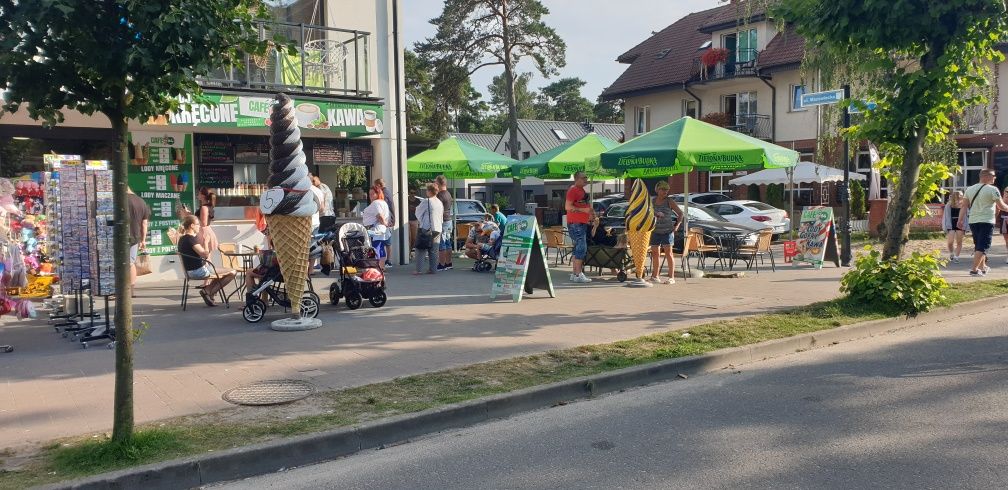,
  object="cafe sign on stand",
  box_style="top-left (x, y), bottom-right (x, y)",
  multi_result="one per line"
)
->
top-left (144, 91), bottom-right (384, 137)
